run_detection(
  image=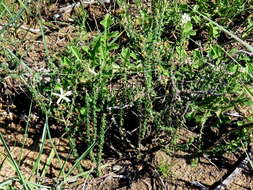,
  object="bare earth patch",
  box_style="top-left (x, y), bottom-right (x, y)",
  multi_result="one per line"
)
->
top-left (0, 96), bottom-right (252, 189)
